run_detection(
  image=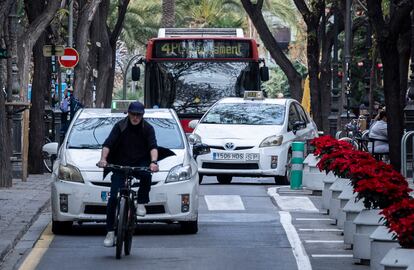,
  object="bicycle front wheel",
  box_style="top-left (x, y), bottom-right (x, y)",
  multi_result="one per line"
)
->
top-left (124, 199), bottom-right (135, 256)
top-left (116, 197), bottom-right (127, 259)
